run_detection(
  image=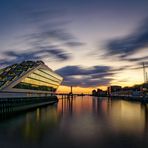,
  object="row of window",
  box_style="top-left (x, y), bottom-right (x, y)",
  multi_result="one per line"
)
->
top-left (34, 69), bottom-right (61, 84)
top-left (14, 82), bottom-right (56, 92)
top-left (21, 77), bottom-right (58, 89)
top-left (39, 68), bottom-right (62, 82)
top-left (29, 73), bottom-right (60, 86)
